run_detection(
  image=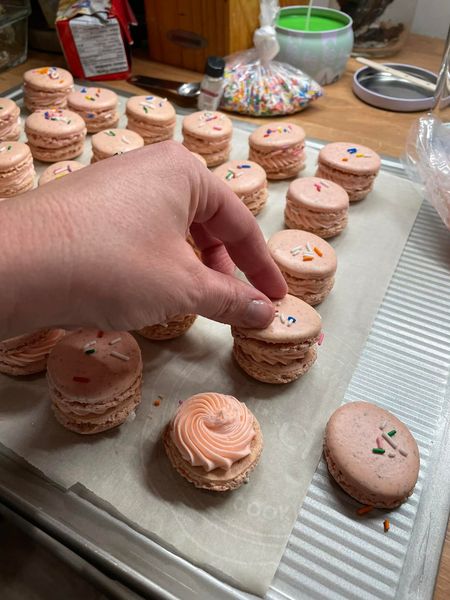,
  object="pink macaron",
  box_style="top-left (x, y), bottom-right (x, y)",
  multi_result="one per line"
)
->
top-left (0, 98), bottom-right (21, 142)
top-left (67, 86), bottom-right (119, 133)
top-left (38, 160), bottom-right (85, 186)
top-left (285, 176), bottom-right (349, 238)
top-left (315, 142), bottom-right (381, 201)
top-left (0, 141), bottom-right (35, 197)
top-left (213, 159), bottom-right (268, 216)
top-left (91, 128), bottom-right (144, 163)
top-left (126, 94), bottom-right (176, 144)
top-left (0, 329), bottom-right (66, 376)
top-left (23, 66), bottom-right (74, 112)
top-left (248, 122), bottom-right (306, 180)
top-left (324, 401), bottom-right (420, 508)
top-left (25, 109), bottom-right (87, 162)
top-left (182, 110), bottom-right (233, 167)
